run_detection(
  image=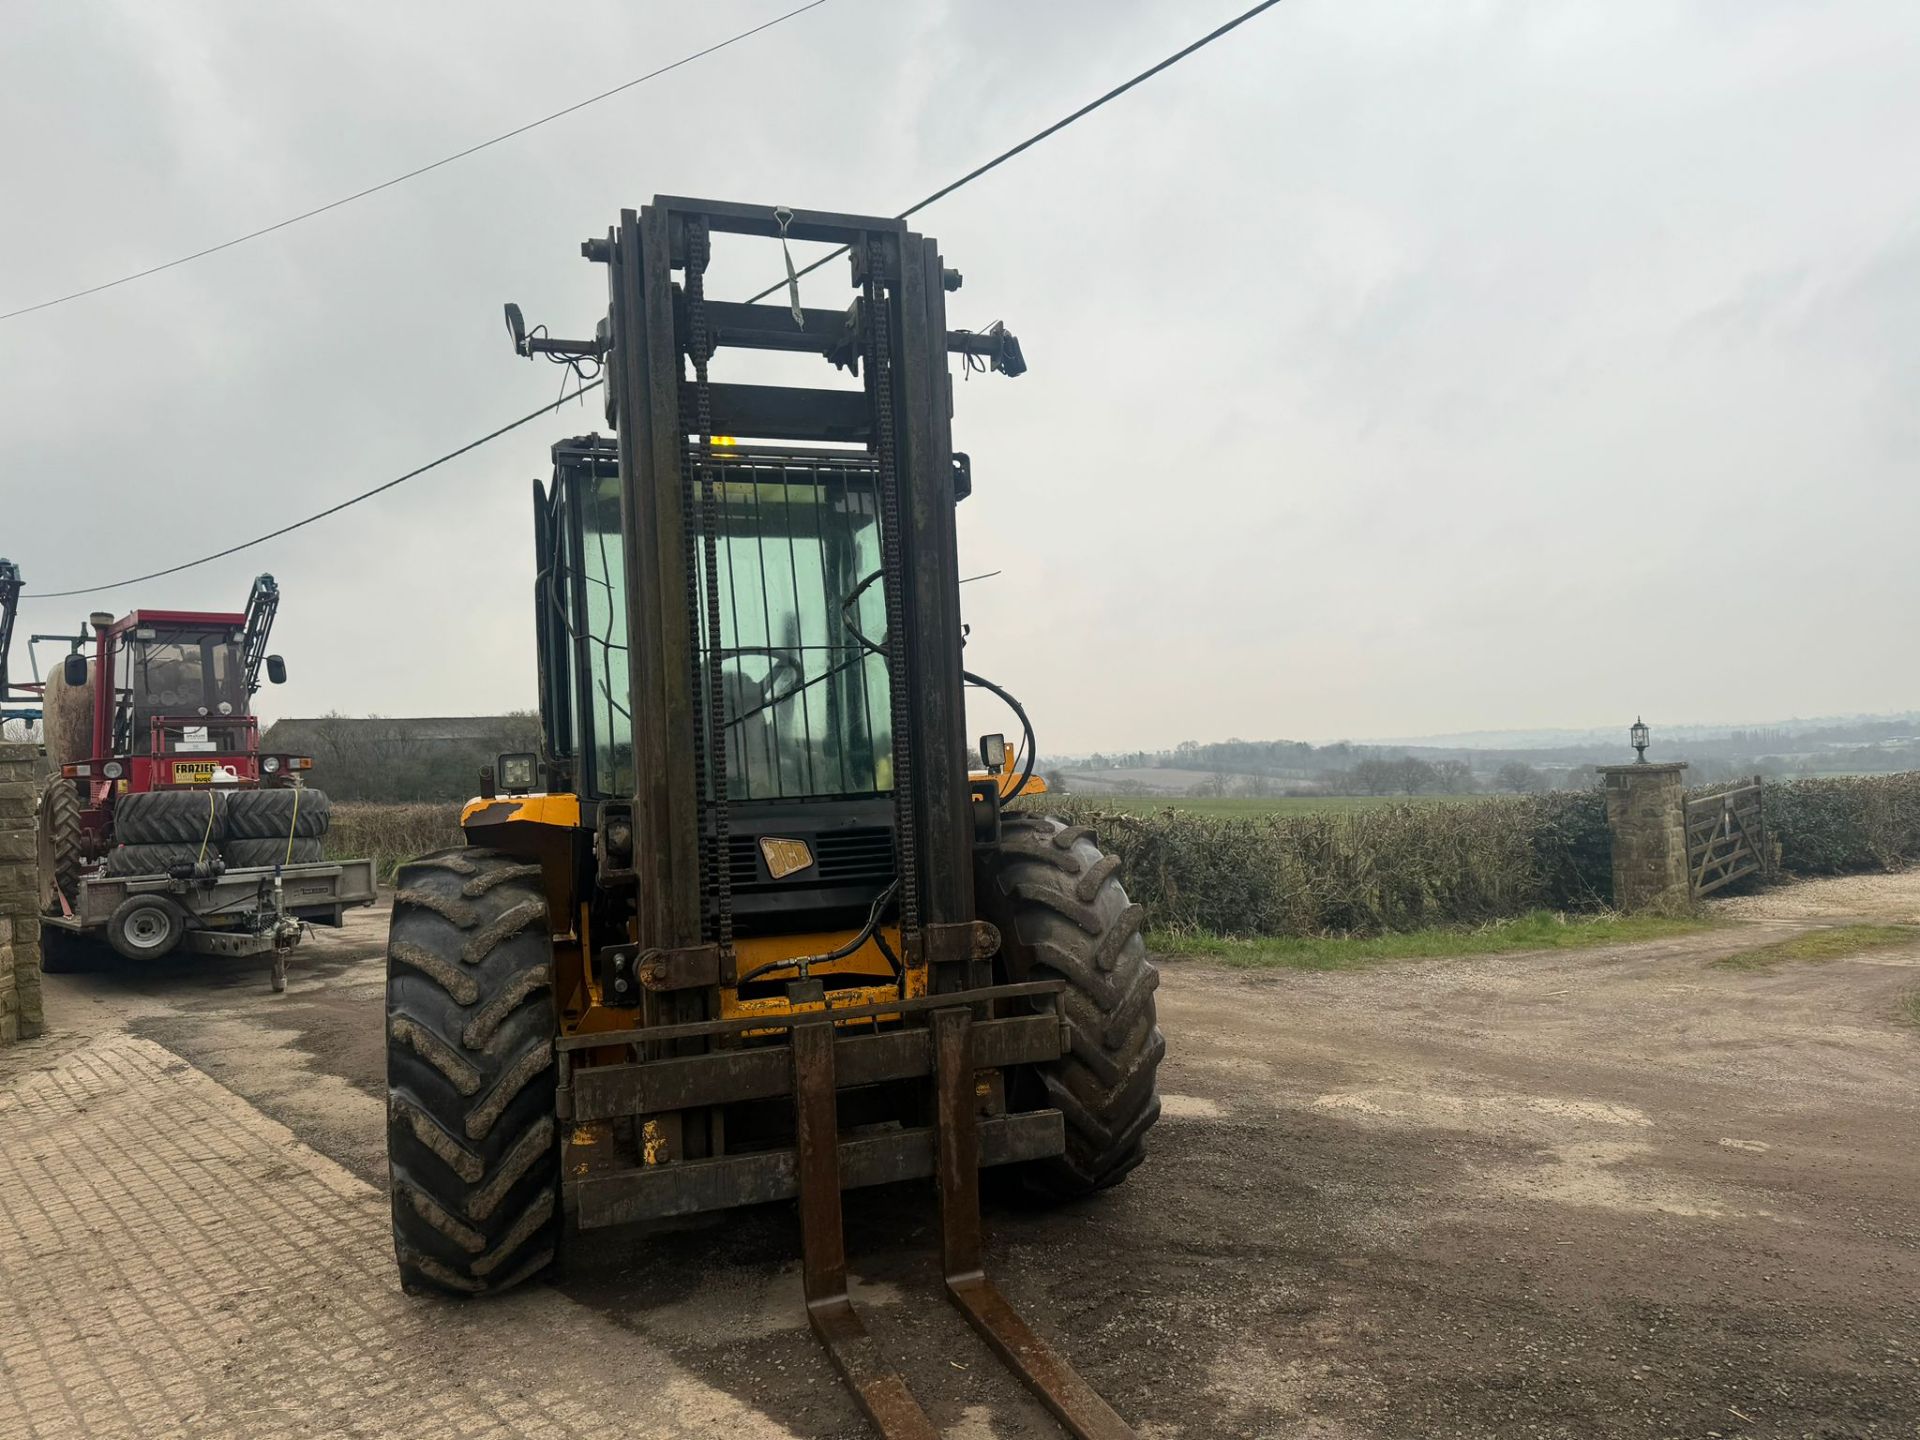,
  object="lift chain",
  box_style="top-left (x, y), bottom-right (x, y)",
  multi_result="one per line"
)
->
top-left (684, 221), bottom-right (733, 957)
top-left (862, 236), bottom-right (918, 942)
